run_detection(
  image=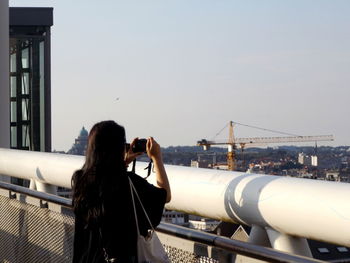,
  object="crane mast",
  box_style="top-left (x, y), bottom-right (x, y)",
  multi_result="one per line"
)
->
top-left (227, 121), bottom-right (235, 171)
